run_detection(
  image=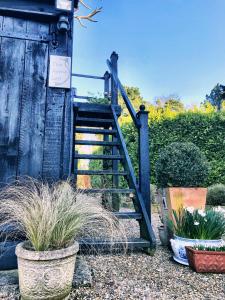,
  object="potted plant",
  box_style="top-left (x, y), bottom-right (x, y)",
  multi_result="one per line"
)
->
top-left (169, 207), bottom-right (225, 265)
top-left (186, 245), bottom-right (225, 273)
top-left (155, 142), bottom-right (209, 219)
top-left (0, 180), bottom-right (125, 300)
